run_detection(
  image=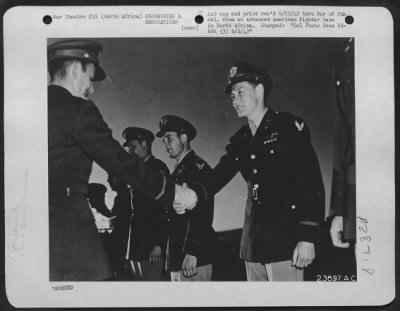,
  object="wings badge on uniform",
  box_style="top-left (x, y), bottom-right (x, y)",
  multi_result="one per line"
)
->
top-left (295, 120), bottom-right (304, 132)
top-left (196, 162), bottom-right (205, 170)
